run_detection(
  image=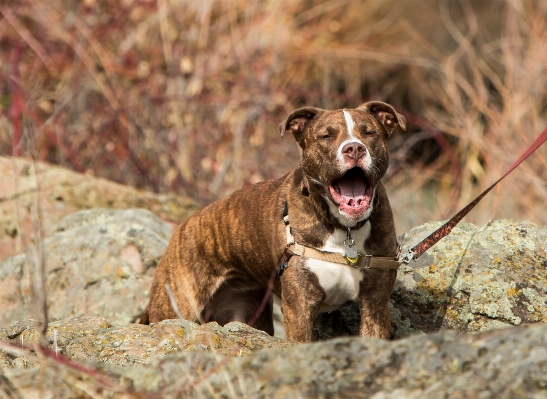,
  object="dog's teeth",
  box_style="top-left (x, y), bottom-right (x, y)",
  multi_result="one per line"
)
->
top-left (334, 184), bottom-right (340, 194)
